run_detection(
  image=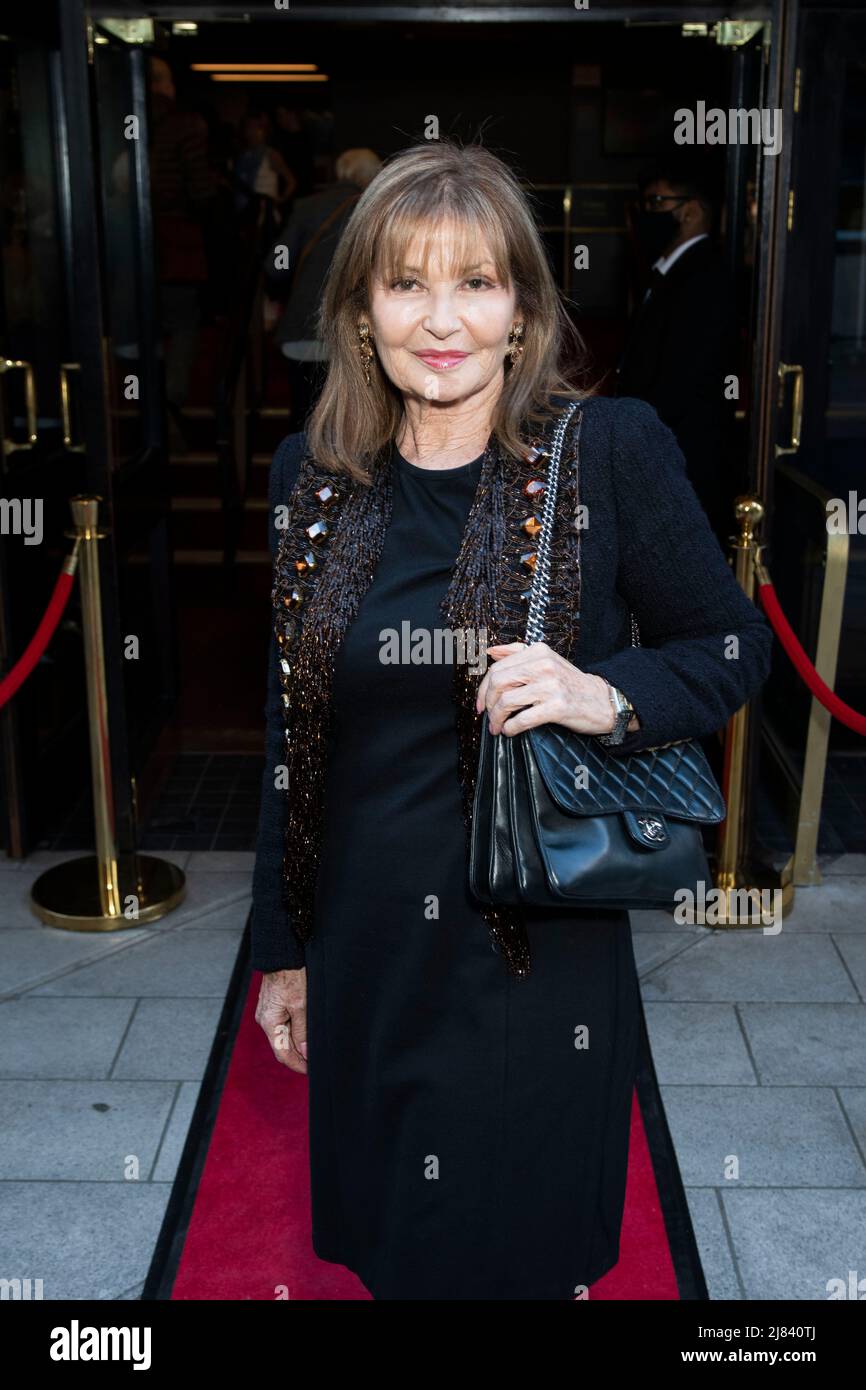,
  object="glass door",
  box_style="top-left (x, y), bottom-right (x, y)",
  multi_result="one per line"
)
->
top-left (0, 1), bottom-right (179, 857)
top-left (756, 2), bottom-right (866, 874)
top-left (0, 10), bottom-right (92, 855)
